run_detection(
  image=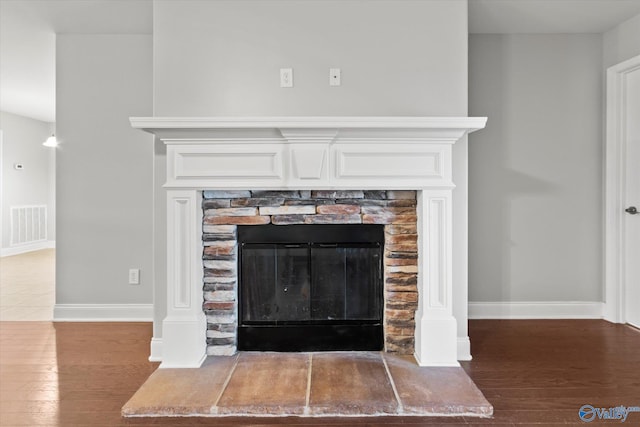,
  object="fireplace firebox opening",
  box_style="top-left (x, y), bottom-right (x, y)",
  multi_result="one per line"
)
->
top-left (237, 224), bottom-right (384, 352)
